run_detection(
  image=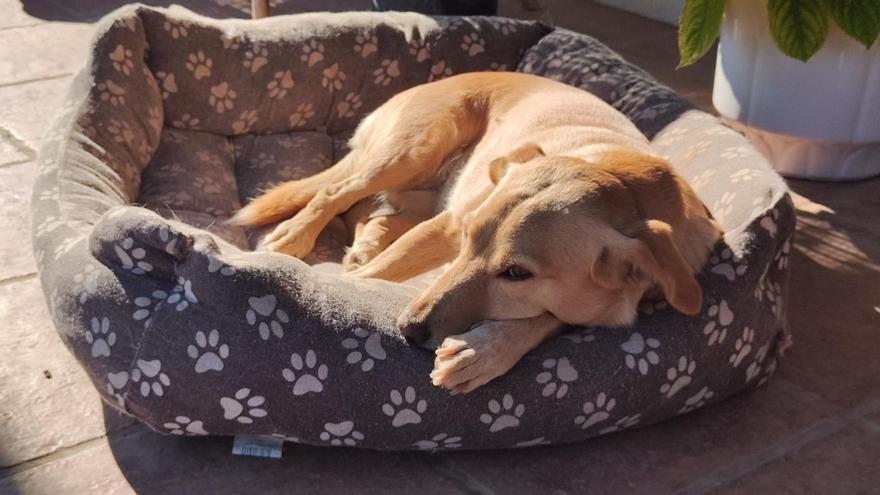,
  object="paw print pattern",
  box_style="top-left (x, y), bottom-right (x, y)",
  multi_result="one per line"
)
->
top-left (301, 40), bottom-right (325, 67)
top-left (320, 421), bottom-right (363, 446)
top-left (267, 70), bottom-right (295, 98)
top-left (245, 294), bottom-right (289, 340)
top-left (185, 50), bottom-right (213, 80)
top-left (220, 388), bottom-right (267, 424)
top-left (208, 82), bottom-right (236, 113)
top-left (703, 300), bottom-right (733, 346)
top-left (746, 342), bottom-right (771, 383)
top-left (192, 175), bottom-right (223, 194)
top-left (243, 46), bottom-right (269, 72)
top-left (133, 276), bottom-right (198, 328)
top-left (321, 63), bottom-right (346, 92)
top-left (429, 60), bottom-right (453, 81)
top-left (759, 207), bottom-right (781, 237)
top-left (621, 332), bottom-right (660, 375)
top-left (354, 34), bottom-right (378, 57)
top-left (679, 386), bottom-right (714, 414)
top-left (97, 80), bottom-right (126, 106)
top-left (408, 38), bottom-right (430, 62)
top-left (221, 35), bottom-right (241, 50)
top-left (207, 256), bottom-right (236, 276)
top-left (282, 350), bottom-right (328, 396)
top-left (710, 247), bottom-right (748, 281)
top-left (382, 386), bottom-right (427, 427)
top-left (131, 359), bottom-right (171, 397)
top-left (336, 92), bottom-right (362, 118)
top-left (289, 102), bottom-right (315, 128)
top-left (562, 328), bottom-right (596, 344)
top-left (187, 330), bottom-right (229, 373)
top-left (85, 317), bottom-right (115, 358)
top-left (163, 416), bottom-right (208, 435)
top-left (515, 437), bottom-right (551, 447)
top-left (660, 356), bottom-right (696, 398)
top-left (690, 168), bottom-right (716, 191)
top-left (720, 146), bottom-right (752, 160)
top-left (341, 327), bottom-right (386, 372)
top-left (535, 357), bottom-right (579, 398)
top-left (155, 71), bottom-right (177, 99)
top-left (729, 327), bottom-right (754, 368)
top-left (109, 44), bottom-right (134, 75)
top-left (106, 371), bottom-right (129, 407)
top-left (114, 237), bottom-right (152, 275)
top-left (72, 264), bottom-right (100, 304)
top-left (599, 414), bottom-right (642, 434)
top-left (730, 168), bottom-right (762, 183)
top-left (372, 59), bottom-right (401, 86)
top-left (231, 109), bottom-right (257, 134)
top-left (414, 433), bottom-right (461, 450)
top-left (712, 191), bottom-right (736, 226)
top-left (574, 393), bottom-right (616, 429)
top-left (162, 19), bottom-right (190, 39)
top-left (480, 394), bottom-right (525, 433)
top-left (460, 33), bottom-right (486, 56)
